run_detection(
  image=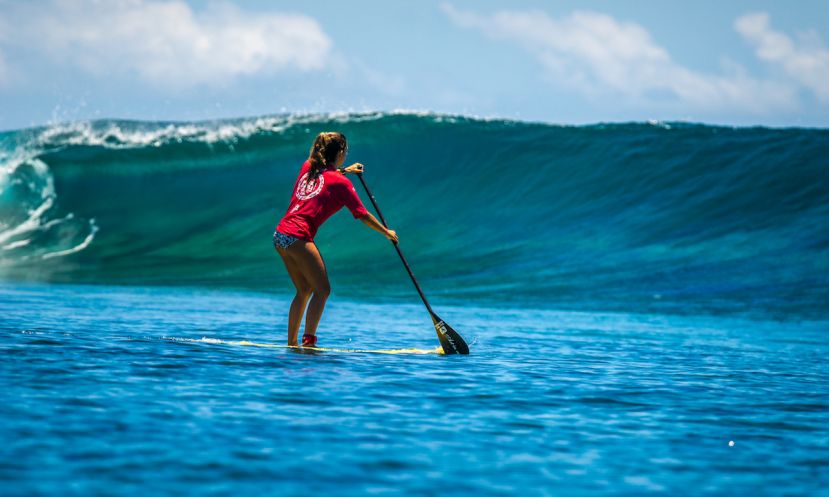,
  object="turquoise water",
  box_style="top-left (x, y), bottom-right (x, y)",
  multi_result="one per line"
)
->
top-left (2, 112), bottom-right (828, 317)
top-left (2, 283), bottom-right (828, 496)
top-left (2, 112), bottom-right (829, 494)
